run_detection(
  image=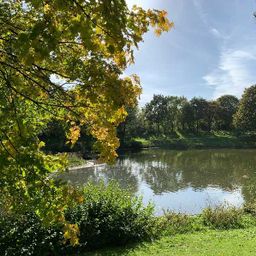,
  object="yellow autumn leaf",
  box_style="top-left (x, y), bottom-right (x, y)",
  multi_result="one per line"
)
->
top-left (67, 126), bottom-right (81, 145)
